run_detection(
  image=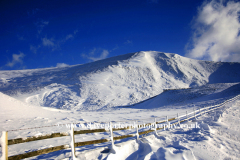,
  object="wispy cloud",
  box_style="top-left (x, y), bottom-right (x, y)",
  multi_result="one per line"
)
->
top-left (6, 52), bottom-right (25, 67)
top-left (27, 8), bottom-right (40, 17)
top-left (32, 29), bottom-right (78, 53)
top-left (17, 35), bottom-right (25, 41)
top-left (74, 30), bottom-right (78, 34)
top-left (186, 0), bottom-right (240, 62)
top-left (42, 37), bottom-right (55, 47)
top-left (30, 45), bottom-right (40, 54)
top-left (35, 20), bottom-right (49, 34)
top-left (90, 50), bottom-right (109, 61)
top-left (30, 45), bottom-right (37, 54)
top-left (65, 29), bottom-right (78, 41)
top-left (65, 34), bottom-right (73, 40)
top-left (81, 39), bottom-right (132, 62)
top-left (41, 37), bottom-right (60, 51)
top-left (82, 48), bottom-right (109, 61)
top-left (124, 40), bottom-right (132, 44)
top-left (56, 63), bottom-right (69, 67)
